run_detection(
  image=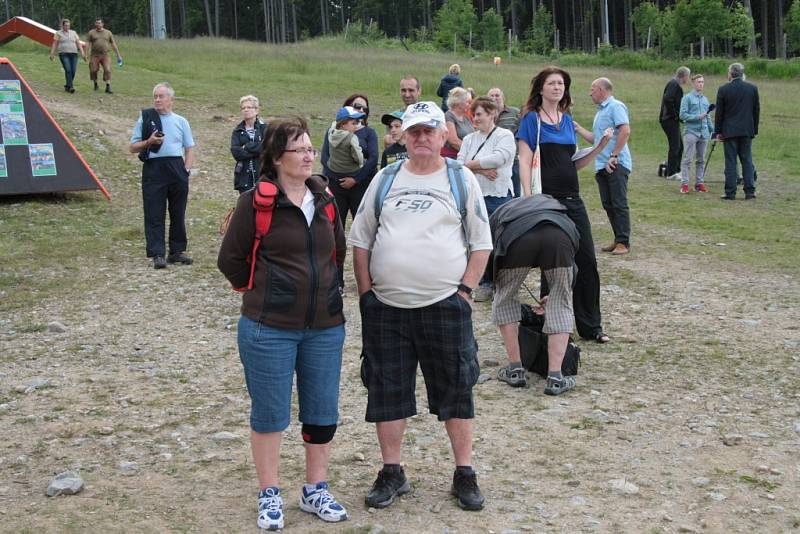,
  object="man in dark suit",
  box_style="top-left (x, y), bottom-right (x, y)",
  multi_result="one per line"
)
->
top-left (714, 63), bottom-right (760, 200)
top-left (660, 66), bottom-right (690, 180)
